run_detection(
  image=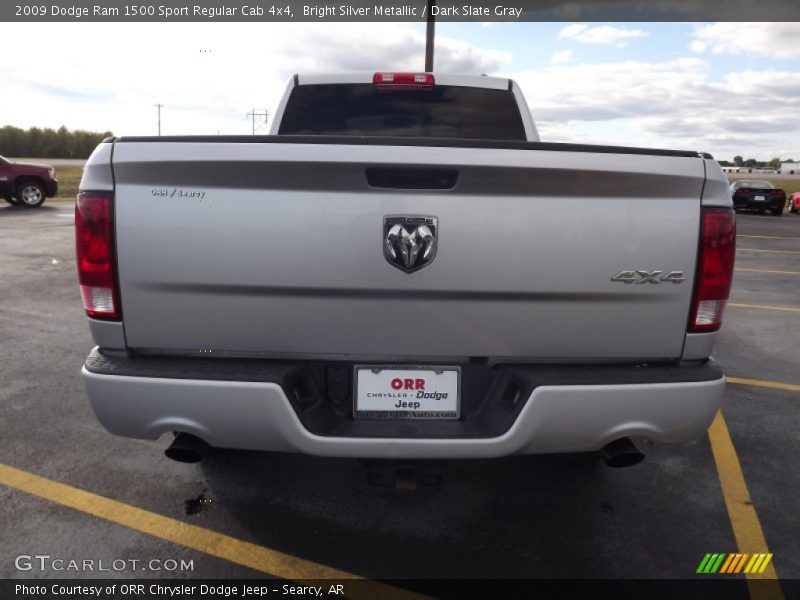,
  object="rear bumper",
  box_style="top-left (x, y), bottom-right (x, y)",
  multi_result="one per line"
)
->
top-left (45, 180), bottom-right (58, 197)
top-left (734, 198), bottom-right (783, 211)
top-left (82, 350), bottom-right (725, 459)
